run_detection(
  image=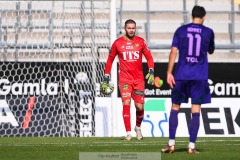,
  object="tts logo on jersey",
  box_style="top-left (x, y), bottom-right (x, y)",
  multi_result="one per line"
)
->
top-left (122, 51), bottom-right (140, 61)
